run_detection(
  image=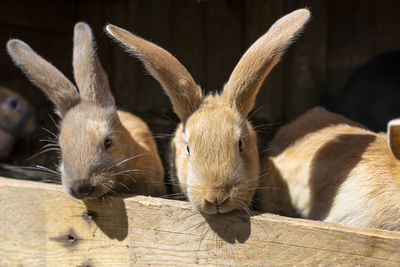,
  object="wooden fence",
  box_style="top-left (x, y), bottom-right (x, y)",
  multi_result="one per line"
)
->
top-left (1, 177), bottom-right (400, 266)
